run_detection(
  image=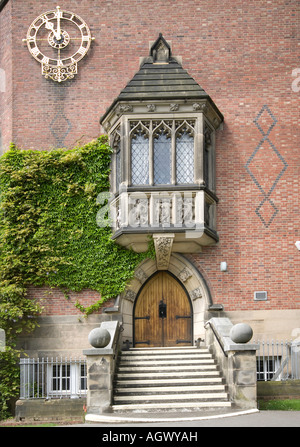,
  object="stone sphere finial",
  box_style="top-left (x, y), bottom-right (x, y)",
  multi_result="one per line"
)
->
top-left (88, 326), bottom-right (111, 348)
top-left (230, 323), bottom-right (253, 344)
